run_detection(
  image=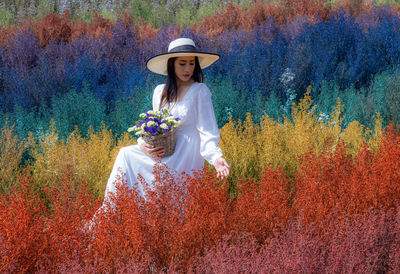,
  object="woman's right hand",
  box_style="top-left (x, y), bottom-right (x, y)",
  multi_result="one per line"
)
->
top-left (140, 143), bottom-right (165, 159)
